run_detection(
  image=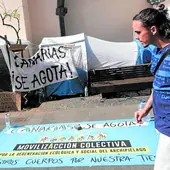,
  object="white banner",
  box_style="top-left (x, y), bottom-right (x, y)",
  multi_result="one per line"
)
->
top-left (40, 33), bottom-right (88, 73)
top-left (10, 45), bottom-right (79, 92)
